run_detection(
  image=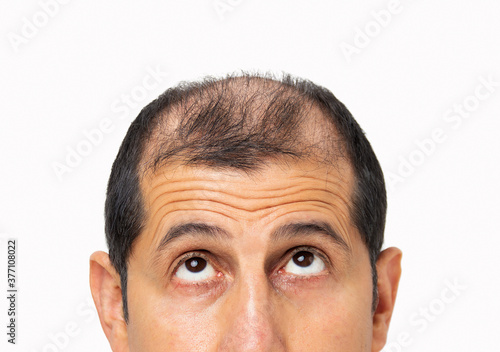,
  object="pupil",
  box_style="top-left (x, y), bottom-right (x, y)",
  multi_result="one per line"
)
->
top-left (186, 257), bottom-right (207, 273)
top-left (293, 251), bottom-right (313, 267)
